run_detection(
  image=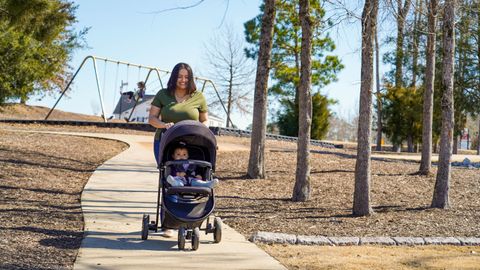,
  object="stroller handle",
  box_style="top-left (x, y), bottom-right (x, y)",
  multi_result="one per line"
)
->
top-left (164, 159), bottom-right (212, 168)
